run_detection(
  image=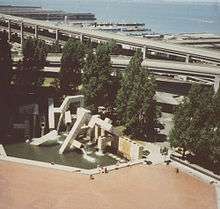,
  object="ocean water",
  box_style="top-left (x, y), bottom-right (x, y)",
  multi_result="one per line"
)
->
top-left (1, 0), bottom-right (220, 34)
